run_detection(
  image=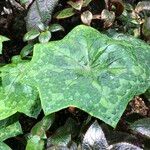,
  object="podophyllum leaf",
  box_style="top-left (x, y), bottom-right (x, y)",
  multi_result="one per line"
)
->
top-left (47, 118), bottom-right (77, 147)
top-left (39, 31), bottom-right (51, 43)
top-left (0, 35), bottom-right (9, 54)
top-left (56, 8), bottom-right (76, 19)
top-left (130, 118), bottom-right (150, 139)
top-left (31, 114), bottom-right (55, 138)
top-left (0, 121), bottom-right (22, 141)
top-left (0, 62), bottom-right (41, 120)
top-left (25, 0), bottom-right (59, 30)
top-left (109, 142), bottom-right (142, 150)
top-left (26, 135), bottom-right (44, 150)
top-left (0, 142), bottom-right (12, 150)
top-left (21, 25), bottom-right (150, 127)
top-left (82, 121), bottom-right (109, 150)
top-left (23, 29), bottom-right (40, 41)
top-left (49, 24), bottom-right (64, 32)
